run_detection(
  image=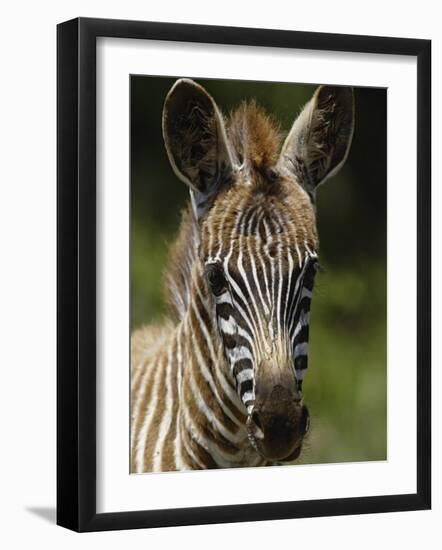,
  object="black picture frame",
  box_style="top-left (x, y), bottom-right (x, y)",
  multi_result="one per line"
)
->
top-left (57, 17), bottom-right (431, 532)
